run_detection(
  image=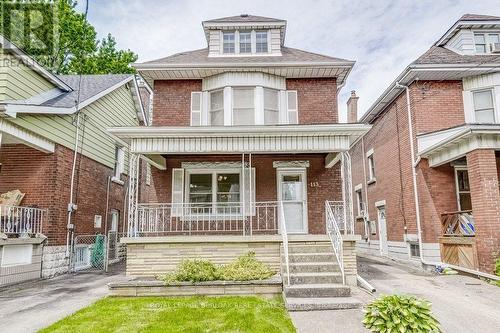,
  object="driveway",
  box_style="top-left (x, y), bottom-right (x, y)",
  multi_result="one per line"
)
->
top-left (0, 264), bottom-right (127, 333)
top-left (358, 256), bottom-right (500, 333)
